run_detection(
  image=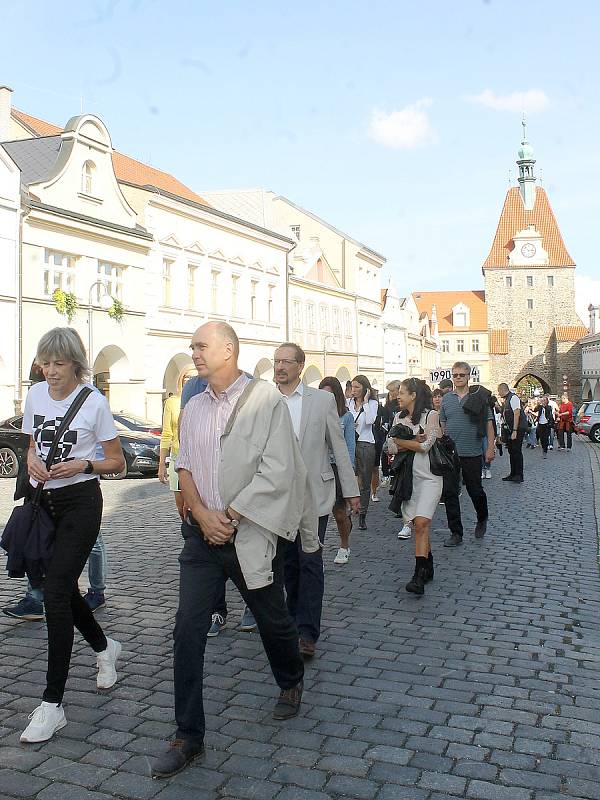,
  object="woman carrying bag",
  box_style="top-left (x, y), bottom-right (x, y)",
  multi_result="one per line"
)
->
top-left (18, 328), bottom-right (125, 744)
top-left (348, 375), bottom-right (379, 530)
